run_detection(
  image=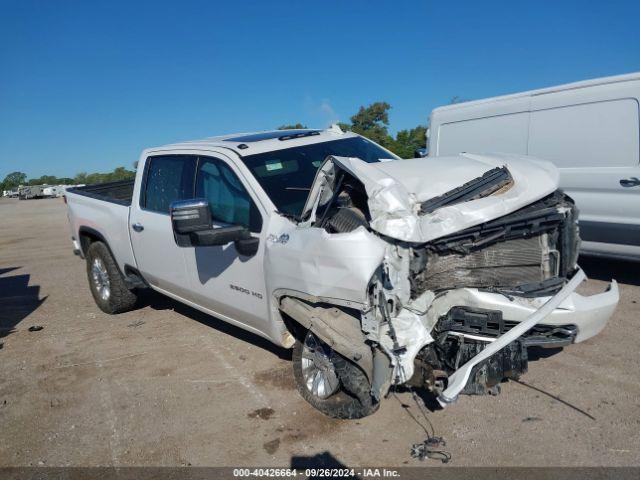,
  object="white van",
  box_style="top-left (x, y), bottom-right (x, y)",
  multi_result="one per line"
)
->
top-left (428, 72), bottom-right (640, 261)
